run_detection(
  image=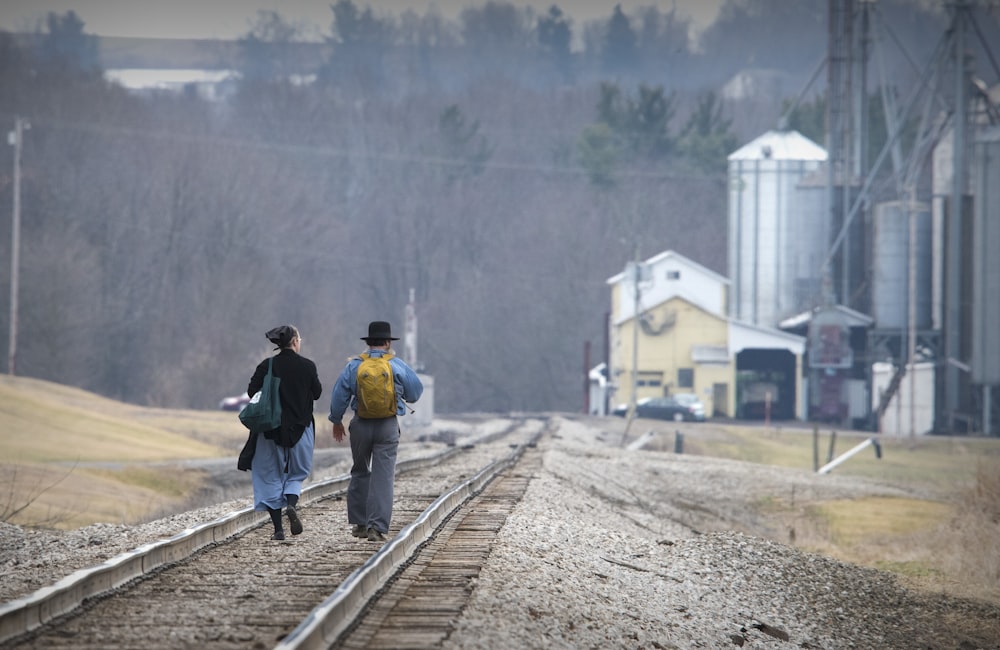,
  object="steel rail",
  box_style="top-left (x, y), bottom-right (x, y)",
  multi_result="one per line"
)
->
top-left (276, 430), bottom-right (543, 650)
